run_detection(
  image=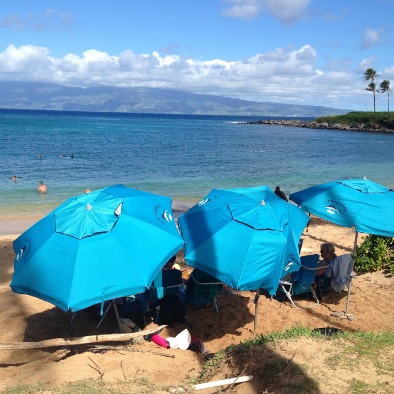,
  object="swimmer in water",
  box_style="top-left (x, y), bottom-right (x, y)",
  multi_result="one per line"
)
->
top-left (38, 181), bottom-right (47, 193)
